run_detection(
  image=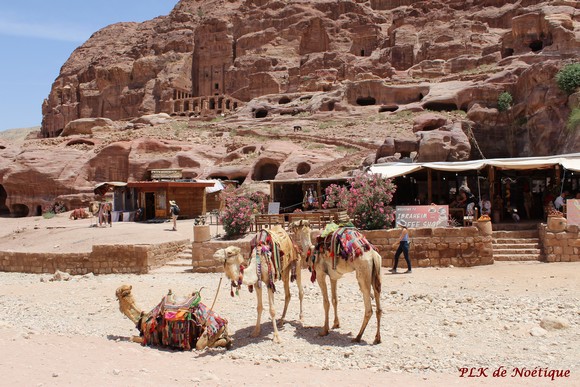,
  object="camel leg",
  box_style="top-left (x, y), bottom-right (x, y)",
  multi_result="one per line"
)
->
top-left (330, 279), bottom-right (340, 329)
top-left (251, 285), bottom-right (263, 338)
top-left (316, 273), bottom-right (331, 336)
top-left (279, 268), bottom-right (291, 324)
top-left (268, 288), bottom-right (281, 343)
top-left (296, 264), bottom-right (304, 322)
top-left (373, 254), bottom-right (382, 345)
top-left (353, 271), bottom-right (373, 343)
